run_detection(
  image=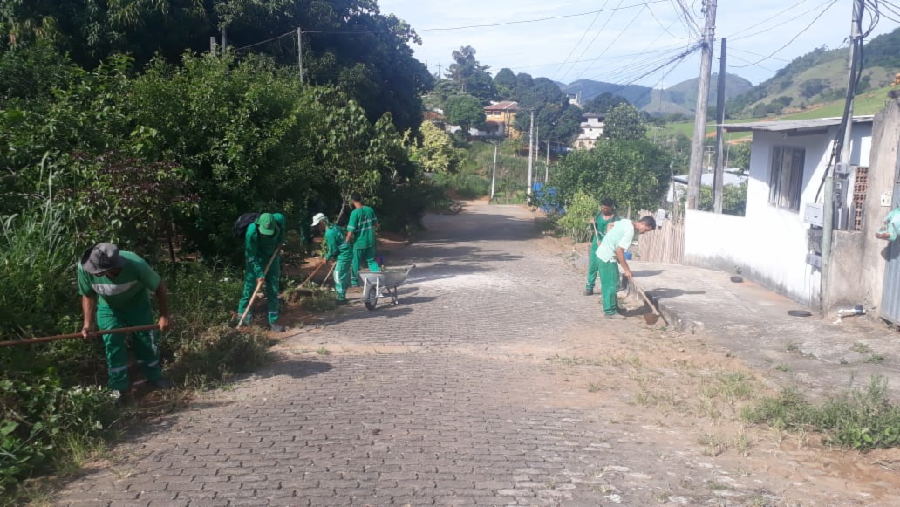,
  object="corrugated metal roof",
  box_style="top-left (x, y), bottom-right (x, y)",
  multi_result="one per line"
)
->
top-left (721, 115), bottom-right (875, 133)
